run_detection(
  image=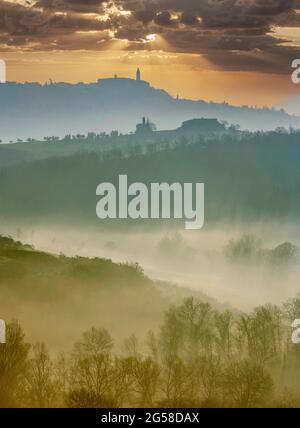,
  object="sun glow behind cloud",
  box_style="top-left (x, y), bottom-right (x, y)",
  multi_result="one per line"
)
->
top-left (2, 0), bottom-right (300, 106)
top-left (271, 27), bottom-right (300, 47)
top-left (146, 34), bottom-right (157, 43)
